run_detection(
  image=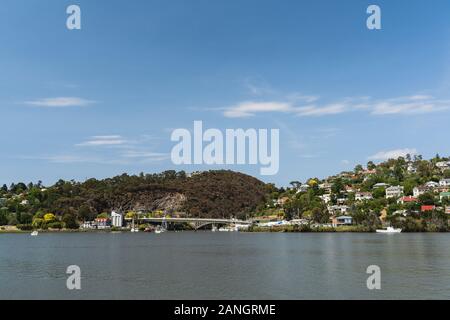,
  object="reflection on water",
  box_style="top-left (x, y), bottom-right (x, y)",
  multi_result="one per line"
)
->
top-left (0, 232), bottom-right (449, 299)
